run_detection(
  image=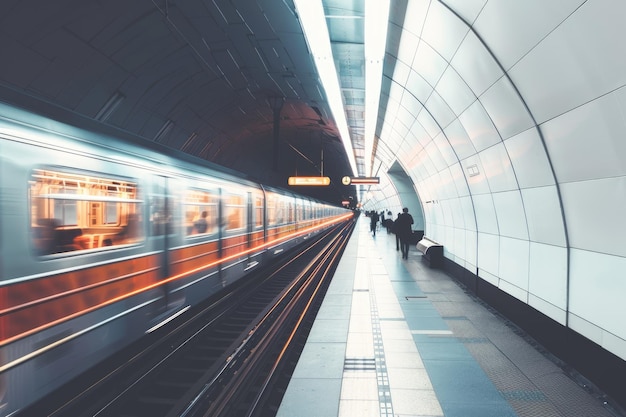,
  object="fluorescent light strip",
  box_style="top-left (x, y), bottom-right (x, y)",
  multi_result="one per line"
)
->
top-left (365, 0), bottom-right (390, 176)
top-left (293, 0), bottom-right (358, 176)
